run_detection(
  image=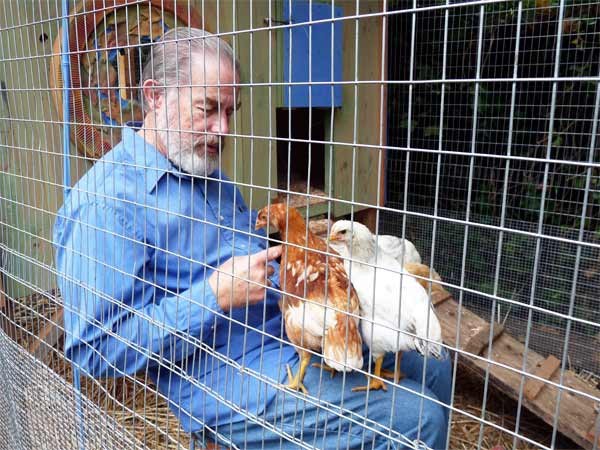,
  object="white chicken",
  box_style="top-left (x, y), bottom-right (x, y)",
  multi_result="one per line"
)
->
top-left (329, 220), bottom-right (444, 392)
top-left (329, 227), bottom-right (421, 266)
top-left (375, 234), bottom-right (422, 266)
